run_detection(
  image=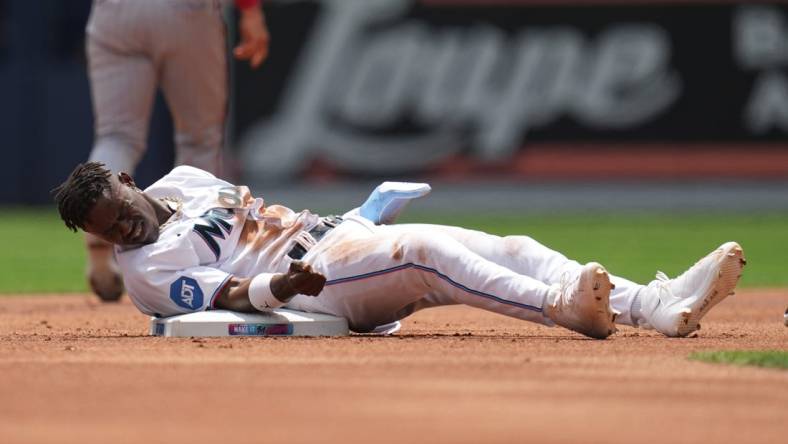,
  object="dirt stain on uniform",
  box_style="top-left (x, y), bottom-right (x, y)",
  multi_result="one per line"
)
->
top-left (238, 219), bottom-right (284, 253)
top-left (391, 243), bottom-right (404, 261)
top-left (416, 245), bottom-right (428, 264)
top-left (238, 220), bottom-right (260, 246)
top-left (325, 238), bottom-right (381, 267)
top-left (254, 227), bottom-right (285, 252)
top-left (503, 236), bottom-right (523, 257)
